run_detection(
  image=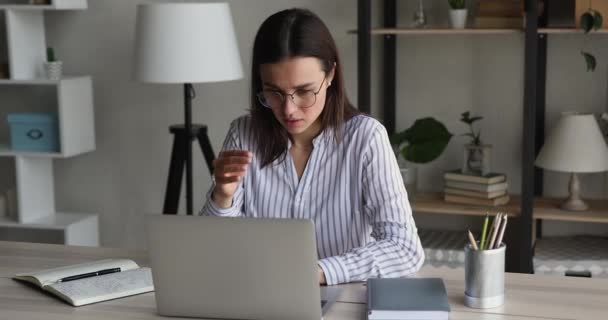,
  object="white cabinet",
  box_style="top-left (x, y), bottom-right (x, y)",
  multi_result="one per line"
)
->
top-left (0, 0), bottom-right (98, 246)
